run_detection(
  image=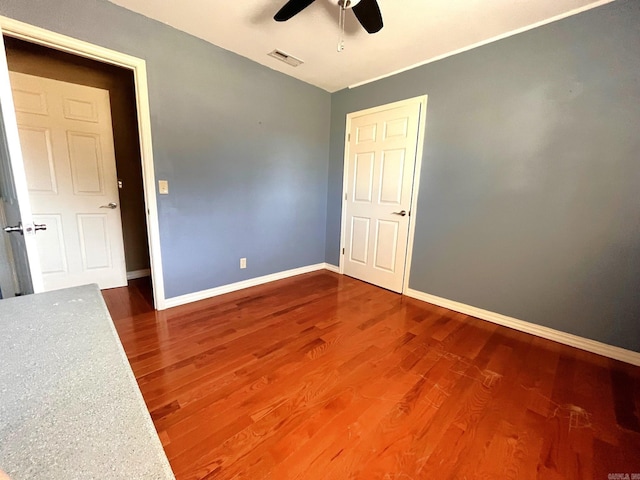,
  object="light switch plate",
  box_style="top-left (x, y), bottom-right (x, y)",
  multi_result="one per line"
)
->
top-left (158, 180), bottom-right (169, 195)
